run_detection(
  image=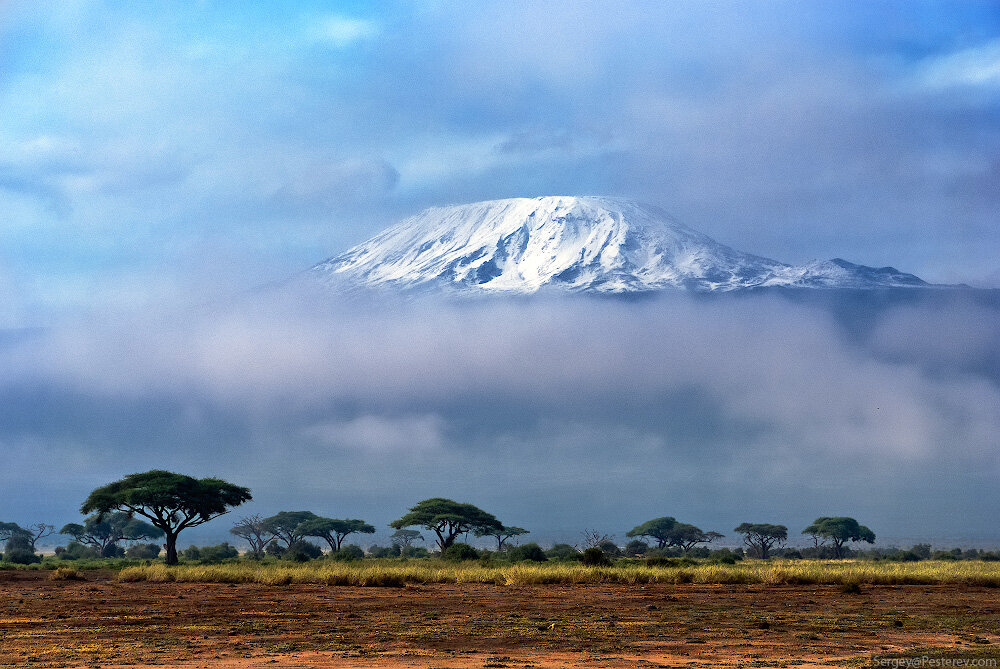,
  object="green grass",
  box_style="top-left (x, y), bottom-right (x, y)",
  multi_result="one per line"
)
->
top-left (116, 559), bottom-right (1000, 587)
